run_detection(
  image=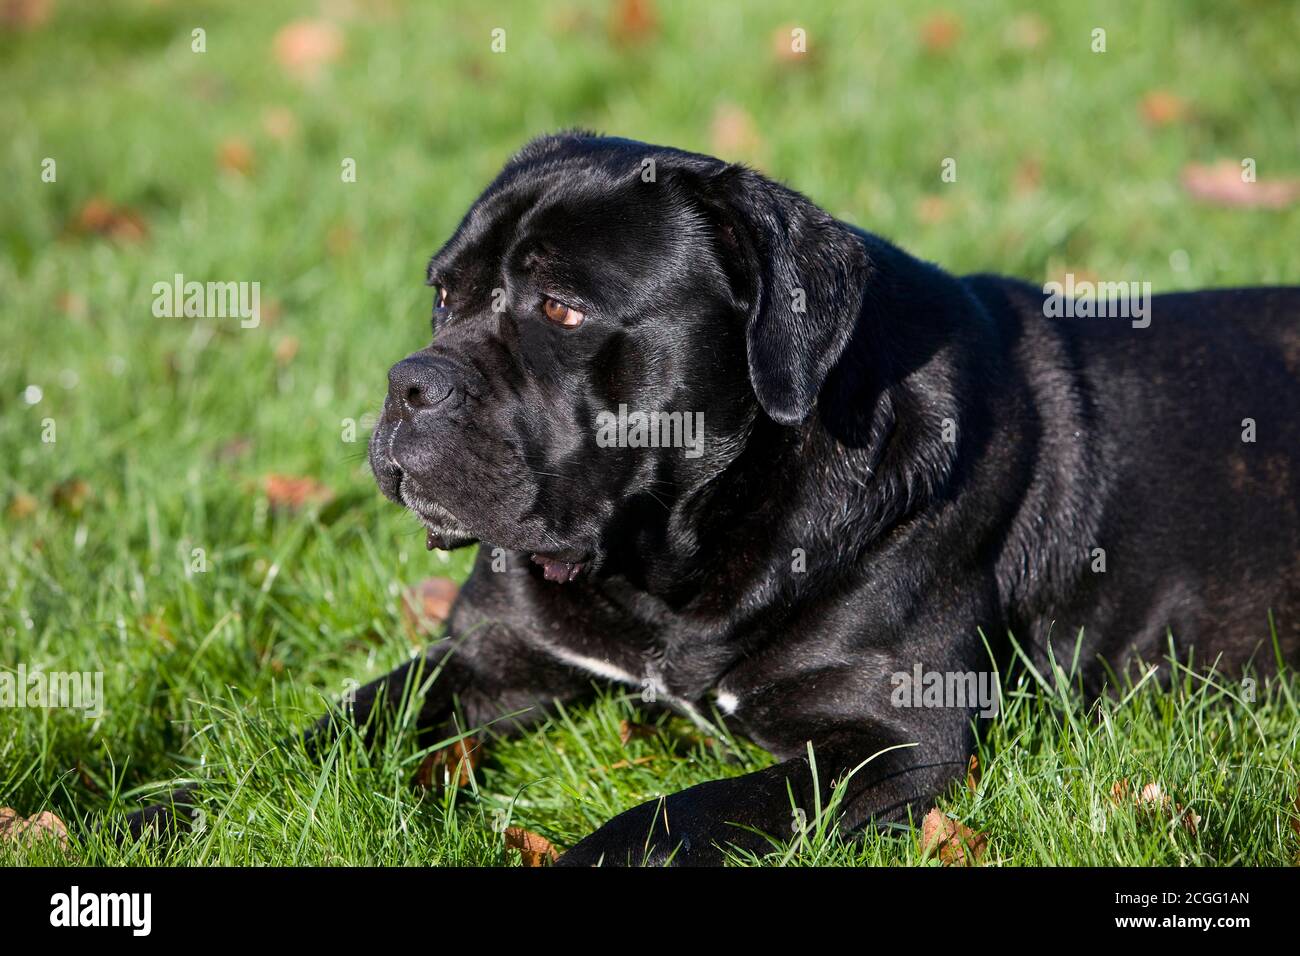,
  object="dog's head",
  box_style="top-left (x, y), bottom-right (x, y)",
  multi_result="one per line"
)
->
top-left (371, 132), bottom-right (870, 580)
